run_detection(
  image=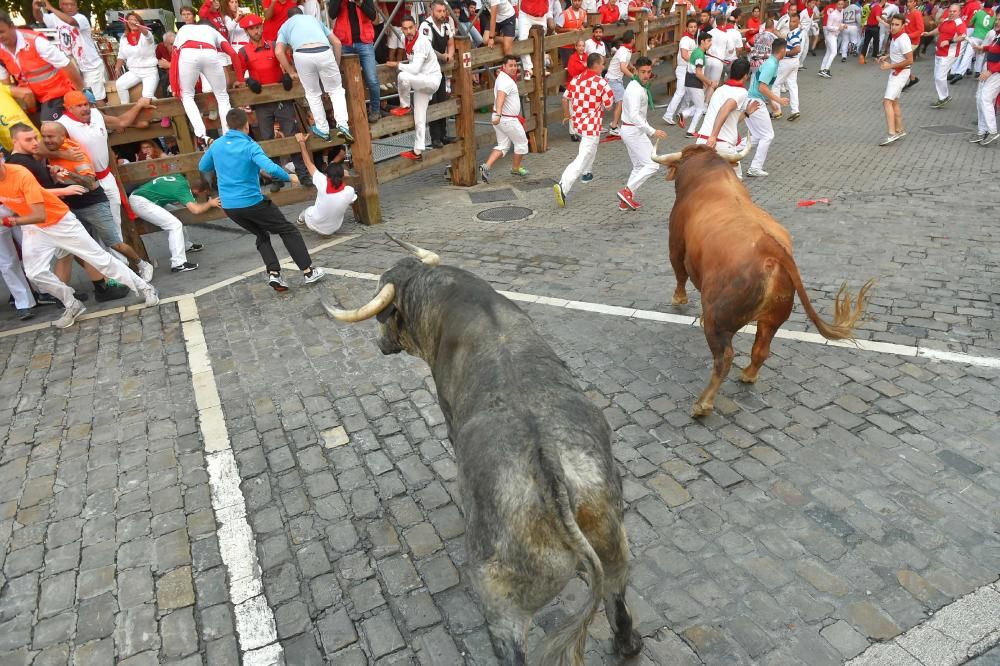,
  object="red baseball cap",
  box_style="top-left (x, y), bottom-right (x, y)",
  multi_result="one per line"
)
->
top-left (239, 14), bottom-right (263, 28)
